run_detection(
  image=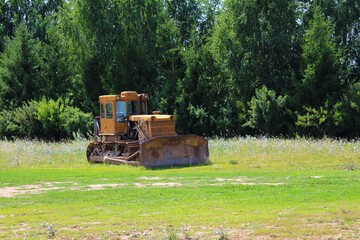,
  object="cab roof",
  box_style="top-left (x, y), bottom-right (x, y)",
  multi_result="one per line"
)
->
top-left (99, 91), bottom-right (149, 101)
